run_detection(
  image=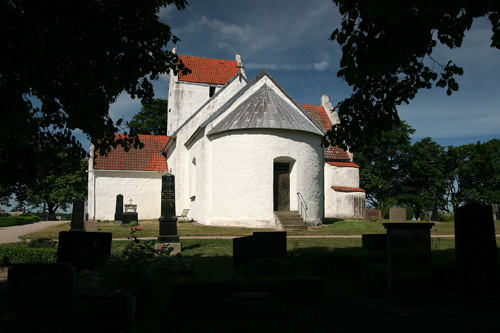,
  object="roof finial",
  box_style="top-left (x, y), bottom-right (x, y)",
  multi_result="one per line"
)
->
top-left (235, 53), bottom-right (247, 79)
